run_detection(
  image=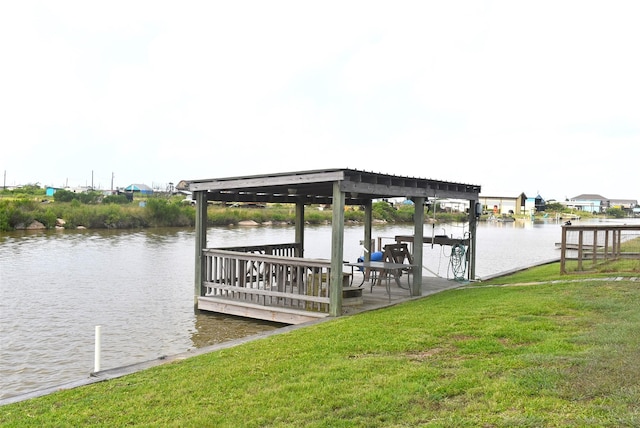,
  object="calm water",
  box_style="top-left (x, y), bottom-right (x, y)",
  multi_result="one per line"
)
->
top-left (1, 218), bottom-right (635, 400)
